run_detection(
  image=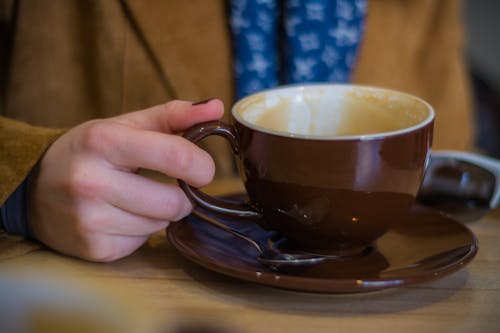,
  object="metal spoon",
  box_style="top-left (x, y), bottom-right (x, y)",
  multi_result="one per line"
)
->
top-left (193, 211), bottom-right (326, 271)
